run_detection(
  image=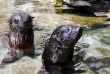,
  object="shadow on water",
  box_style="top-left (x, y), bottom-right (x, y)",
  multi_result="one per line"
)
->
top-left (54, 7), bottom-right (96, 17)
top-left (84, 23), bottom-right (109, 31)
top-left (83, 18), bottom-right (110, 31)
top-left (38, 66), bottom-right (86, 74)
